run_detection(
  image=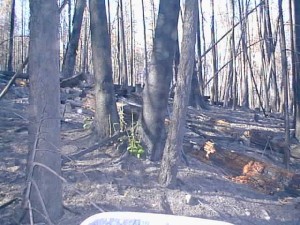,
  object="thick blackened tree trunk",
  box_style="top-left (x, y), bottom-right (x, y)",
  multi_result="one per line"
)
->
top-left (90, 0), bottom-right (119, 139)
top-left (159, 0), bottom-right (197, 187)
top-left (189, 3), bottom-right (206, 110)
top-left (7, 0), bottom-right (15, 72)
top-left (62, 0), bottom-right (86, 78)
top-left (24, 0), bottom-right (62, 223)
top-left (294, 0), bottom-right (300, 140)
top-left (141, 0), bottom-right (180, 161)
